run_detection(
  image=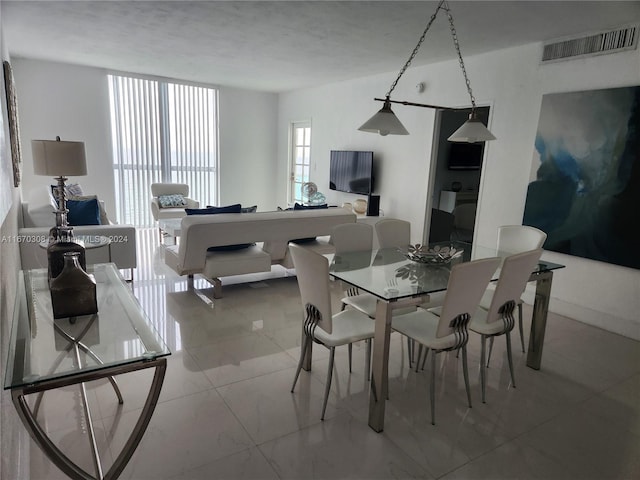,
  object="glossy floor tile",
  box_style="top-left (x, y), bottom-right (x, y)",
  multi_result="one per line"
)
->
top-left (26, 228), bottom-right (640, 479)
